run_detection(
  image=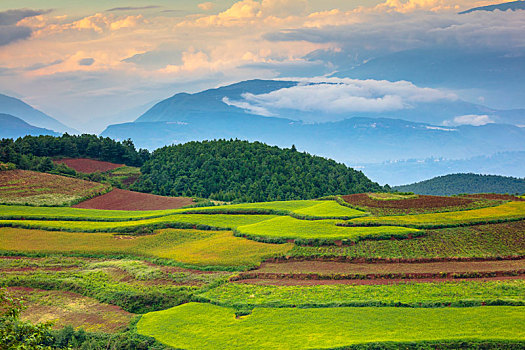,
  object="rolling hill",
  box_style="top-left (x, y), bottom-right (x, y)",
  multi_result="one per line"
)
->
top-left (394, 173), bottom-right (525, 196)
